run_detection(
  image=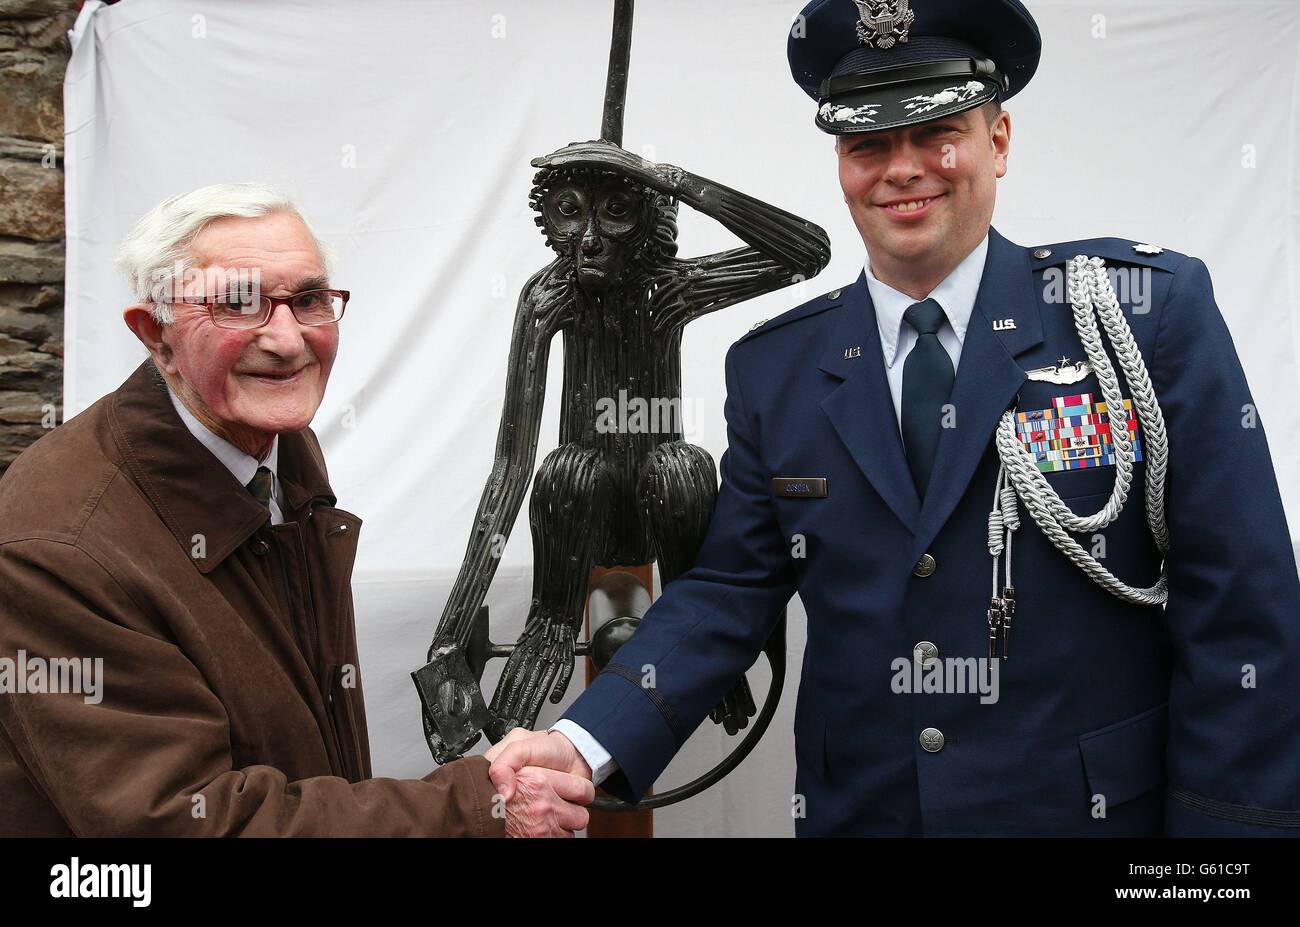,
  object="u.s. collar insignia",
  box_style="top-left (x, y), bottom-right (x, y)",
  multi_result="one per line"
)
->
top-left (1025, 356), bottom-right (1092, 385)
top-left (1134, 243), bottom-right (1163, 255)
top-left (853, 0), bottom-right (915, 50)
